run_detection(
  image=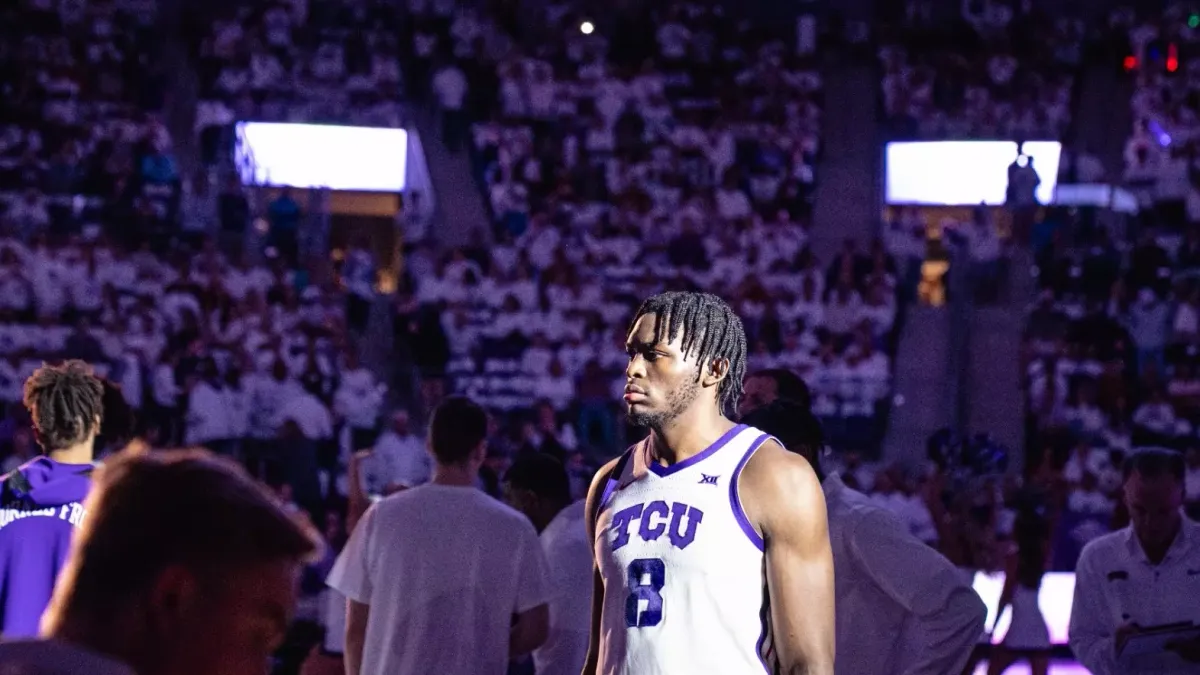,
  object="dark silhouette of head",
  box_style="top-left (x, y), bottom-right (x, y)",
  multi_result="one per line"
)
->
top-left (429, 396), bottom-right (489, 467)
top-left (23, 360), bottom-right (104, 455)
top-left (503, 453), bottom-right (573, 532)
top-left (741, 368), bottom-right (812, 417)
top-left (739, 398), bottom-right (825, 481)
